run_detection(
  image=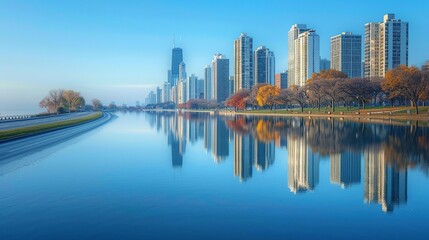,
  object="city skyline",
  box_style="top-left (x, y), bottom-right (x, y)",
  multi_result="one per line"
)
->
top-left (1, 1), bottom-right (429, 112)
